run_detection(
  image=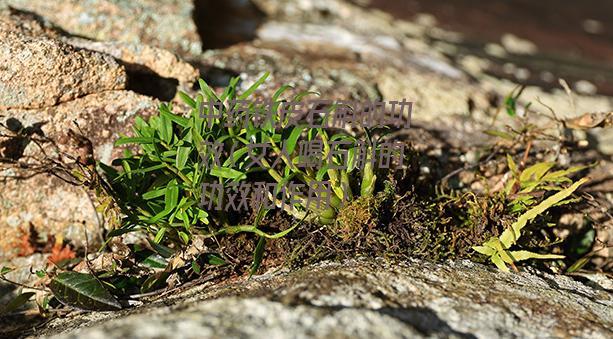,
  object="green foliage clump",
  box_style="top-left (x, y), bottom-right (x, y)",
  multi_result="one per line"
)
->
top-left (101, 73), bottom-right (397, 247)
